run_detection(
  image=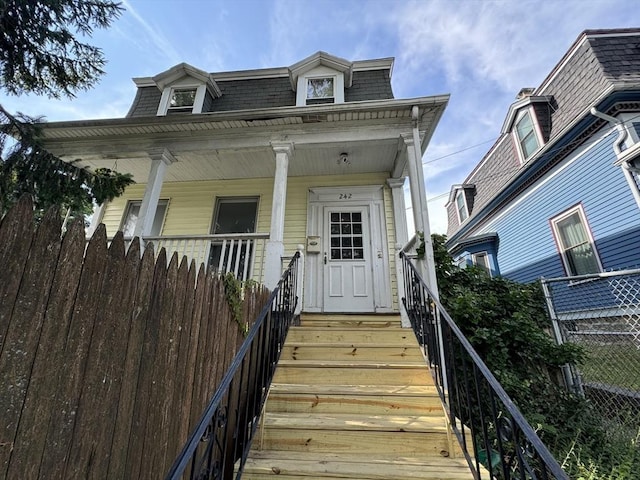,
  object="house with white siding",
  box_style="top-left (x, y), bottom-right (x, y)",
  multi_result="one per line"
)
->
top-left (39, 51), bottom-right (448, 313)
top-left (445, 29), bottom-right (640, 282)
